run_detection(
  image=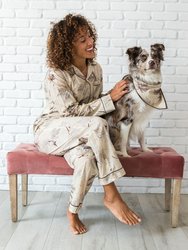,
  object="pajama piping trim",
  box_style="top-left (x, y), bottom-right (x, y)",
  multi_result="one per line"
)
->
top-left (69, 202), bottom-right (83, 208)
top-left (88, 175), bottom-right (96, 182)
top-left (98, 167), bottom-right (124, 180)
top-left (87, 178), bottom-right (95, 187)
top-left (100, 97), bottom-right (107, 113)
